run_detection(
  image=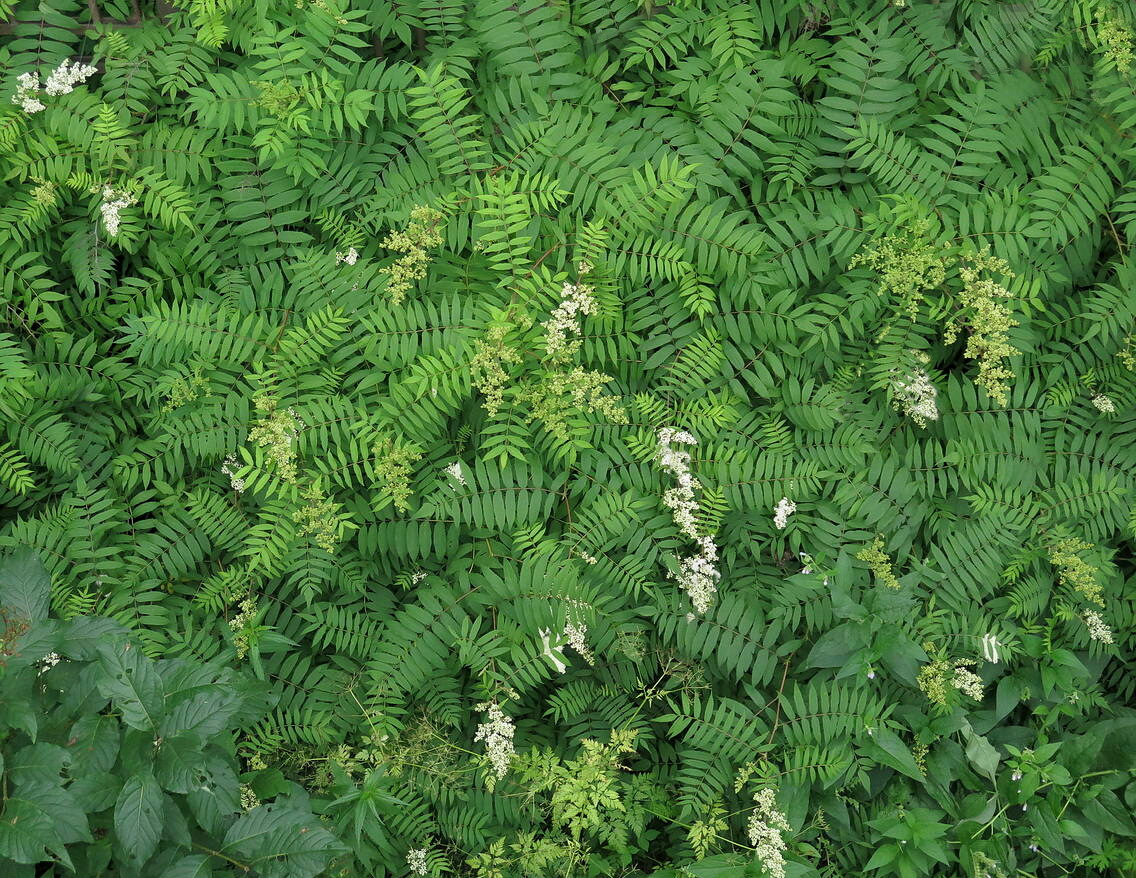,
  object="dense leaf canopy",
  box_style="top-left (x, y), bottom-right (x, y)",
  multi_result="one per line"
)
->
top-left (2, 0), bottom-right (1136, 875)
